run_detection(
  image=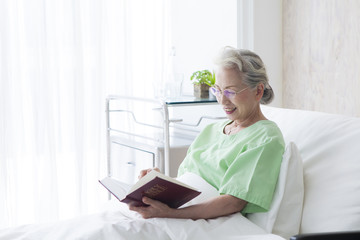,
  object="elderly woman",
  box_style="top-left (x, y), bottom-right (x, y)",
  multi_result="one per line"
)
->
top-left (131, 46), bottom-right (285, 219)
